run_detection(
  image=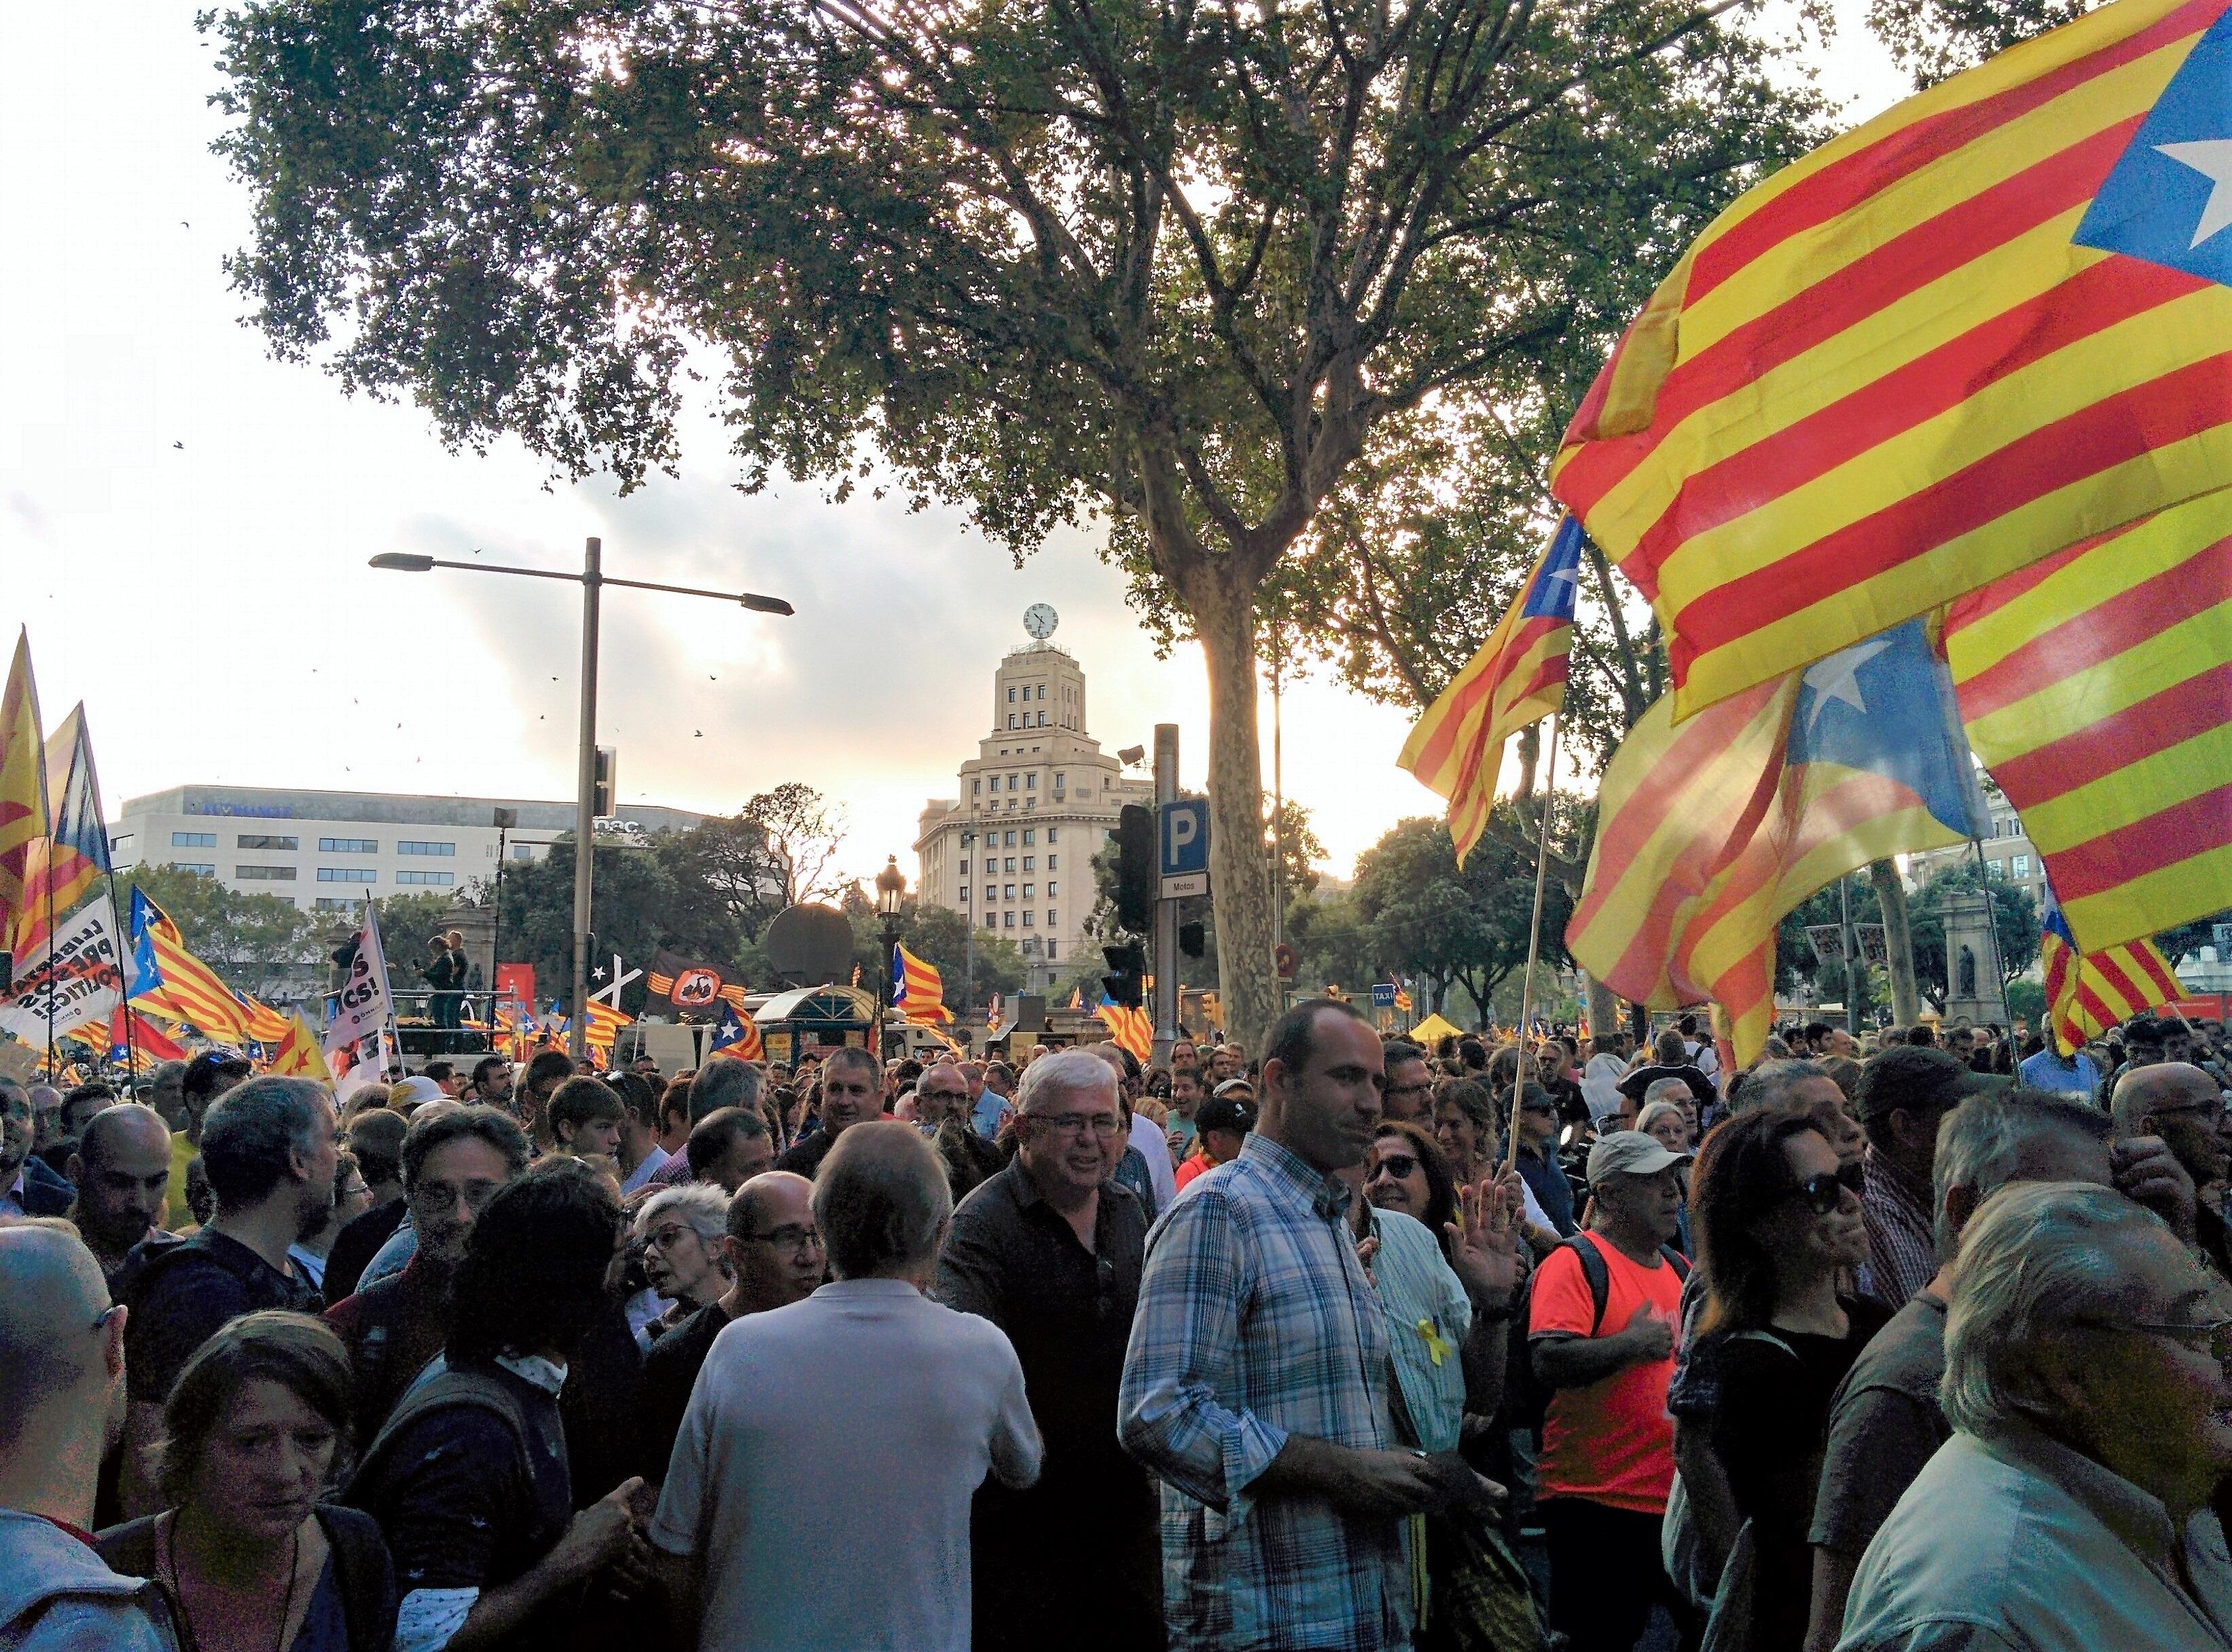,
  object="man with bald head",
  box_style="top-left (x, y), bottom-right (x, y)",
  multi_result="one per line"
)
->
top-left (641, 1170), bottom-right (827, 1475)
top-left (0, 1224), bottom-right (175, 1649)
top-left (65, 1105), bottom-right (175, 1285)
top-left (2113, 1060), bottom-right (2232, 1281)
